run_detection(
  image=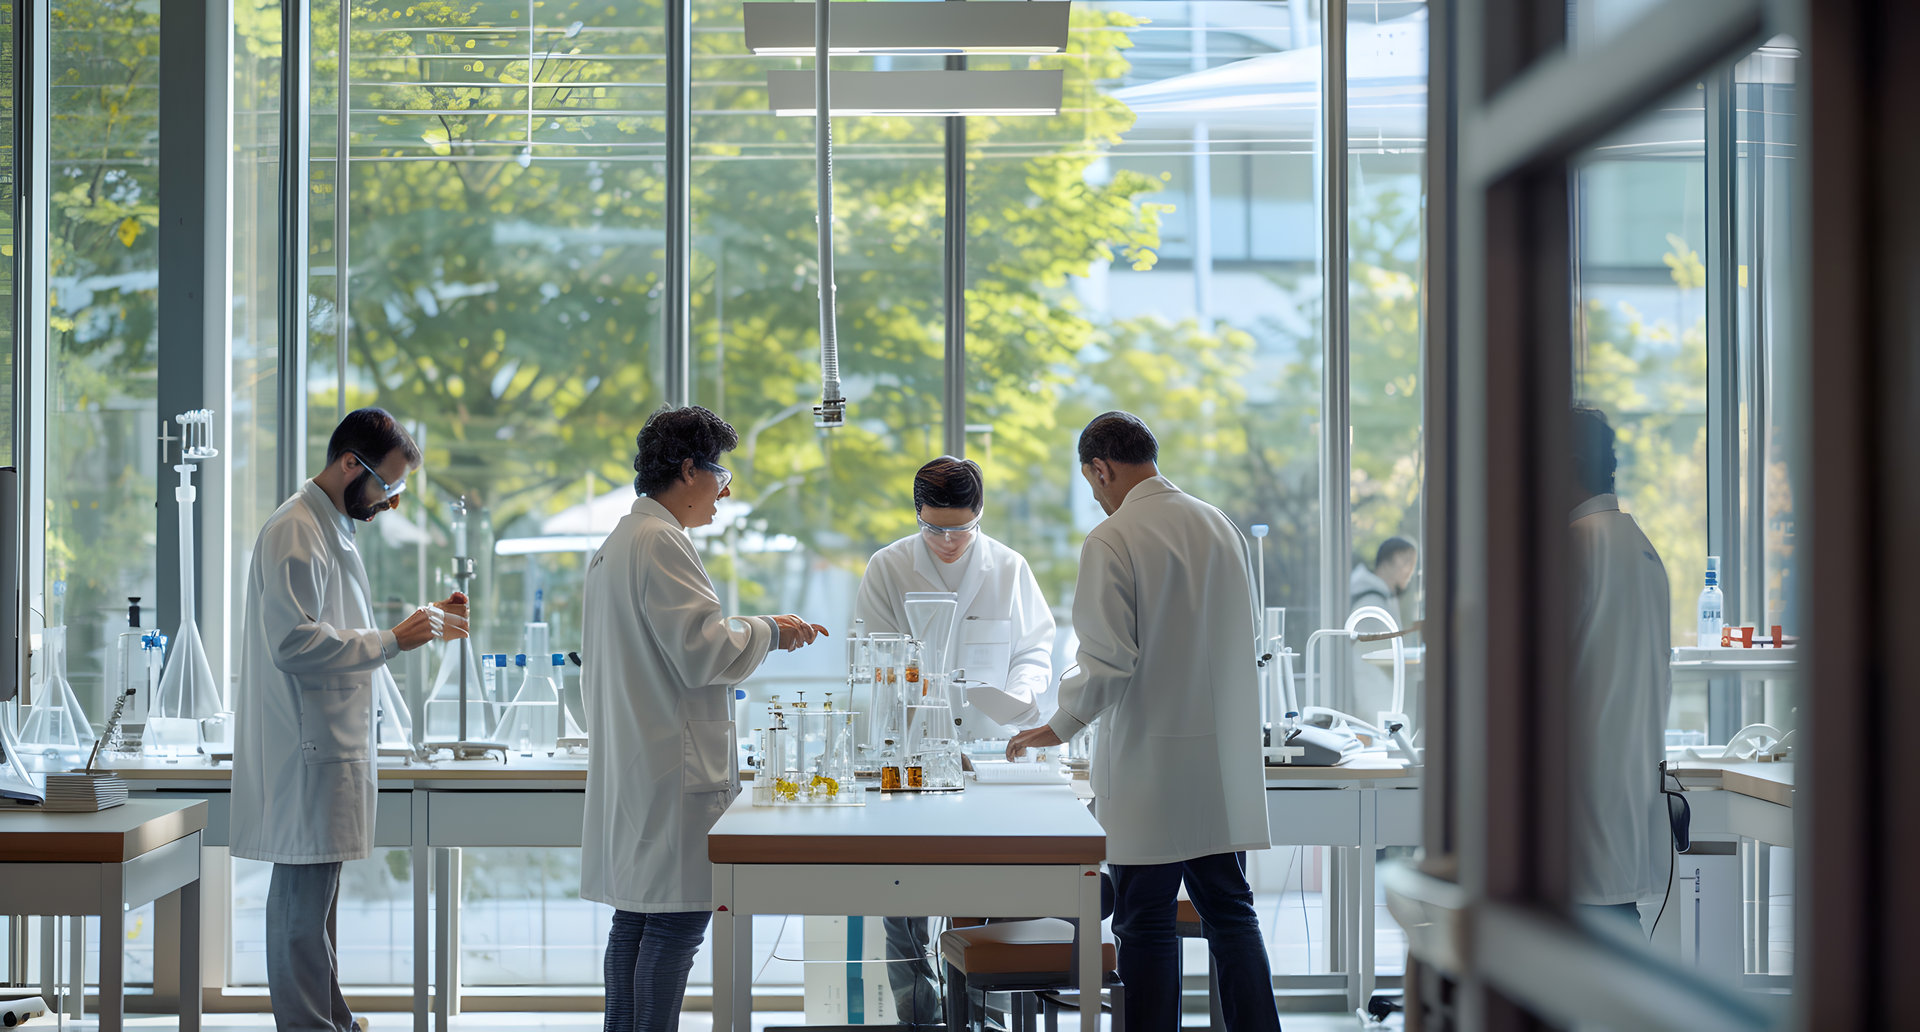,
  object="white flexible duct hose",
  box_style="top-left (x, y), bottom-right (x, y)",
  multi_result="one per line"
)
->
top-left (812, 0), bottom-right (845, 425)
